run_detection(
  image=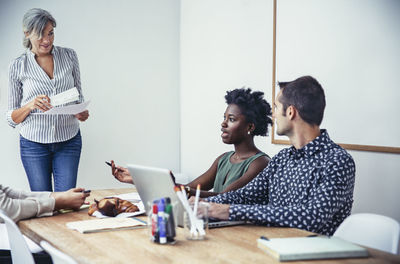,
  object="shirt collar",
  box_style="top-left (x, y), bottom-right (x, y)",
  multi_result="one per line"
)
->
top-left (289, 129), bottom-right (331, 158)
top-left (26, 45), bottom-right (56, 58)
